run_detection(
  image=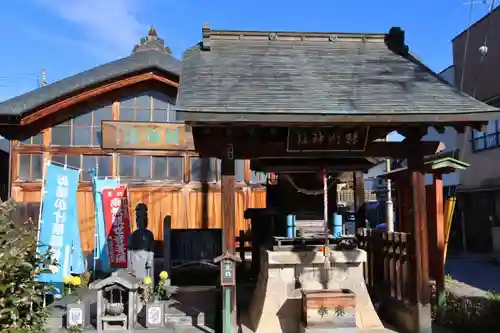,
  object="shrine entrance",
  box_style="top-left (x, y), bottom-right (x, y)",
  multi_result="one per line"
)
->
top-left (175, 25), bottom-right (500, 333)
